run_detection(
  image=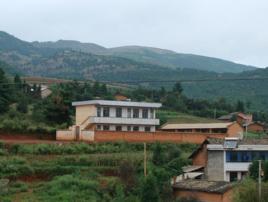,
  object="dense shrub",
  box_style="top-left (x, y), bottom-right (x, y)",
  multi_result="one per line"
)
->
top-left (35, 175), bottom-right (102, 202)
top-left (0, 157), bottom-right (34, 178)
